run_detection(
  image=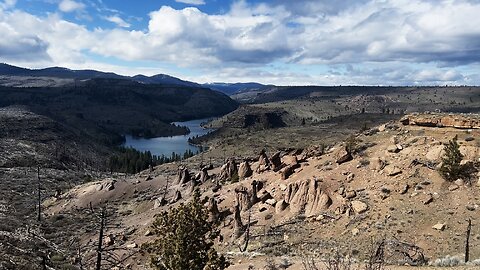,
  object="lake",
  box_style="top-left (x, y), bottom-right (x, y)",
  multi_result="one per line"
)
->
top-left (123, 118), bottom-right (215, 157)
